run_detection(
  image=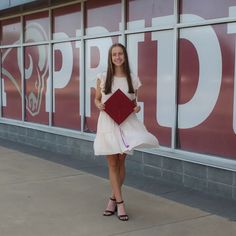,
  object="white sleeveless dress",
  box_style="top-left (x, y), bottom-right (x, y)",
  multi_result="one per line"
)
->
top-left (94, 72), bottom-right (159, 156)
